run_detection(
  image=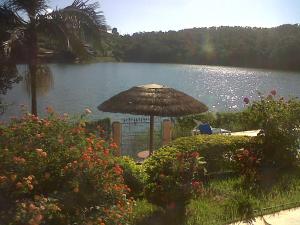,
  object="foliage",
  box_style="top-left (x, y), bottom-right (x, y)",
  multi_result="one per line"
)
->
top-left (132, 168), bottom-right (300, 225)
top-left (0, 0), bottom-right (107, 63)
top-left (0, 63), bottom-right (22, 114)
top-left (245, 92), bottom-right (300, 169)
top-left (144, 147), bottom-right (206, 208)
top-left (173, 112), bottom-right (217, 138)
top-left (0, 111), bottom-right (133, 225)
top-left (117, 156), bottom-right (146, 198)
top-left (129, 199), bottom-right (162, 225)
top-left (86, 117), bottom-right (111, 140)
top-left (115, 24), bottom-right (300, 71)
top-left (169, 135), bottom-right (254, 172)
top-left (233, 148), bottom-right (261, 190)
top-left (227, 92), bottom-right (300, 191)
top-left (173, 111), bottom-right (260, 138)
top-left (0, 0), bottom-right (107, 115)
